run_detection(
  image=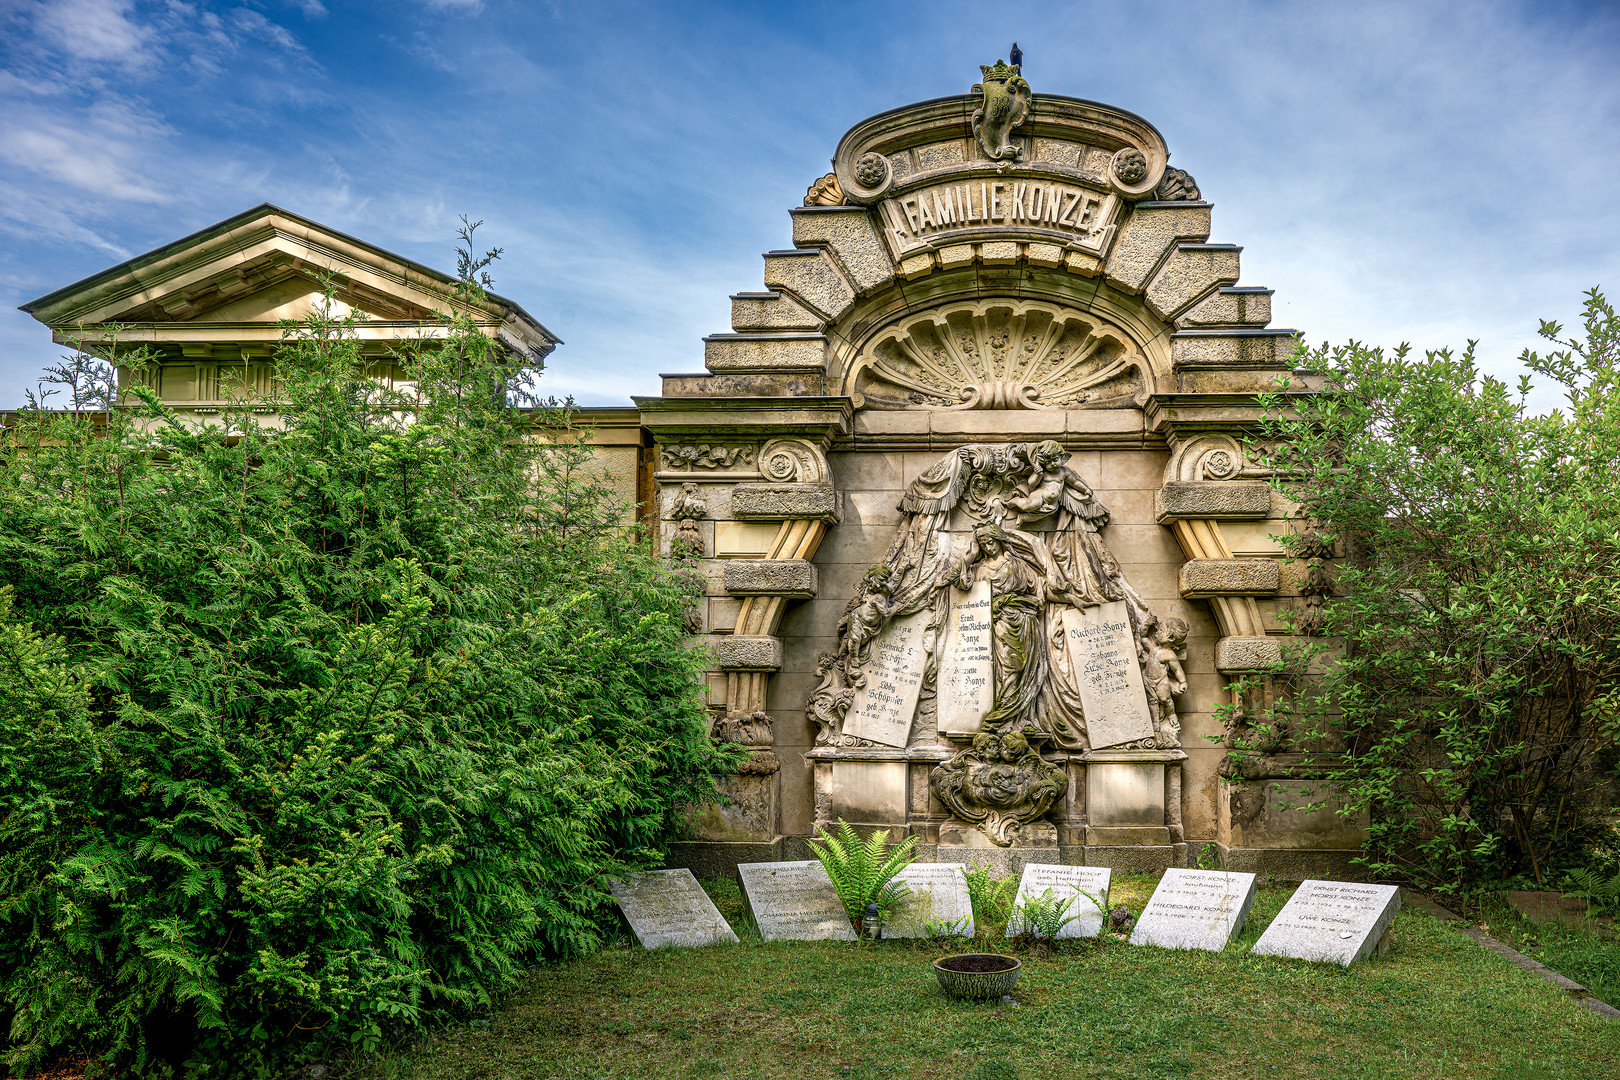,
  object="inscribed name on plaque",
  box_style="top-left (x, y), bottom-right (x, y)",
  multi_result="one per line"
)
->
top-left (1129, 868), bottom-right (1258, 952)
top-left (937, 582), bottom-right (993, 735)
top-left (1059, 600), bottom-right (1154, 748)
top-left (1006, 864), bottom-right (1113, 939)
top-left (608, 868), bottom-right (739, 948)
top-left (736, 861), bottom-right (858, 942)
top-left (1250, 880), bottom-right (1402, 966)
top-left (843, 610), bottom-right (929, 748)
top-left (884, 863), bottom-right (974, 938)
